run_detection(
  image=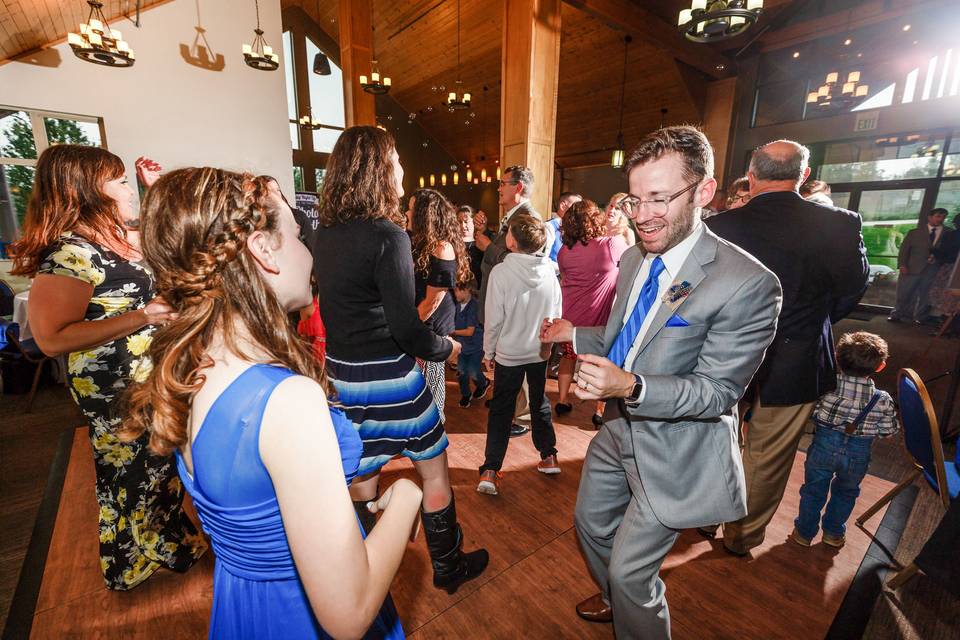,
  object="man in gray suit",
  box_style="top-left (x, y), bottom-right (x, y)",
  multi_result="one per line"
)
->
top-left (890, 207), bottom-right (951, 323)
top-left (541, 126), bottom-right (782, 638)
